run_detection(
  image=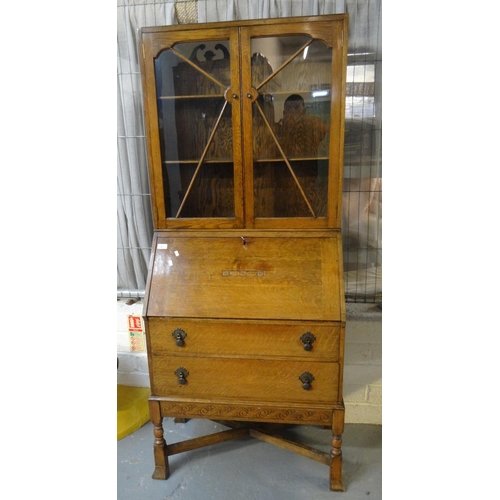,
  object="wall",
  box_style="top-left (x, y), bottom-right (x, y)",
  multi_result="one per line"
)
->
top-left (342, 303), bottom-right (382, 424)
top-left (117, 299), bottom-right (150, 387)
top-left (117, 300), bottom-right (382, 425)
